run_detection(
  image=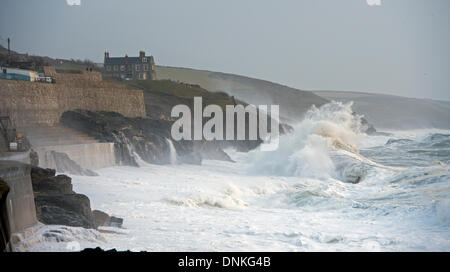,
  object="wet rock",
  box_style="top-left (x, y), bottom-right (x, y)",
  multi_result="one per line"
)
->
top-left (31, 167), bottom-right (94, 229)
top-left (61, 109), bottom-right (280, 165)
top-left (92, 210), bottom-right (123, 228)
top-left (32, 173), bottom-right (73, 195)
top-left (31, 166), bottom-right (123, 229)
top-left (35, 194), bottom-right (94, 228)
top-left (81, 247), bottom-right (118, 253)
top-left (92, 210), bottom-right (110, 228)
top-left (109, 216), bottom-right (123, 228)
top-left (61, 110), bottom-right (178, 165)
